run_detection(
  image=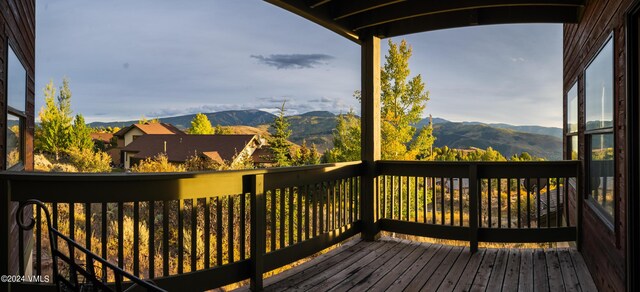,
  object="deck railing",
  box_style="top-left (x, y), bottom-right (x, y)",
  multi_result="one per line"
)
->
top-left (376, 161), bottom-right (582, 251)
top-left (0, 160), bottom-right (581, 291)
top-left (0, 162), bottom-right (362, 291)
